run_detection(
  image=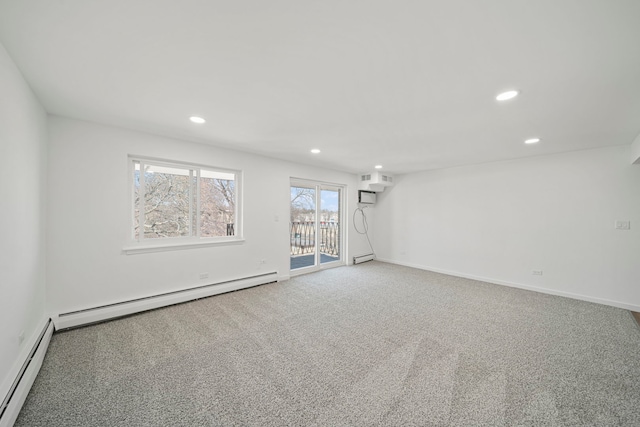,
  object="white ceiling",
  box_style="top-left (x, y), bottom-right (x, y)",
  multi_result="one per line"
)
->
top-left (1, 0), bottom-right (640, 174)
